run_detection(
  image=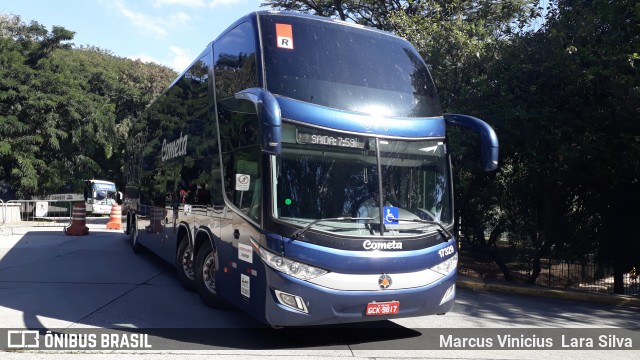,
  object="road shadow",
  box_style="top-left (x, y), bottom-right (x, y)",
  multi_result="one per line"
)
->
top-left (0, 229), bottom-right (422, 351)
